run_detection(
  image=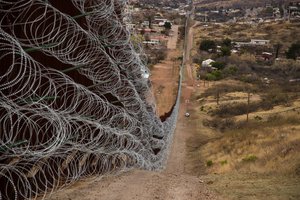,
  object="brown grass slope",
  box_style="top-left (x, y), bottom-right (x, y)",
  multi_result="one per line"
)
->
top-left (195, 0), bottom-right (296, 8)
